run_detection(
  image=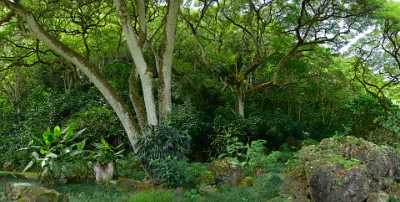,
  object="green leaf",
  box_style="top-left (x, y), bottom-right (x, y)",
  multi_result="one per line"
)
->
top-left (54, 126), bottom-right (61, 139)
top-left (42, 128), bottom-right (51, 145)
